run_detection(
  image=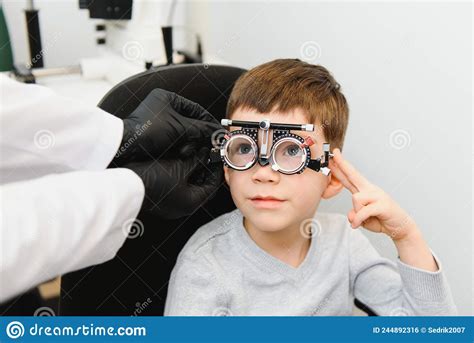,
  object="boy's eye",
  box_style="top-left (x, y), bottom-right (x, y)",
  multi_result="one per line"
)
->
top-left (237, 143), bottom-right (253, 155)
top-left (284, 144), bottom-right (303, 157)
